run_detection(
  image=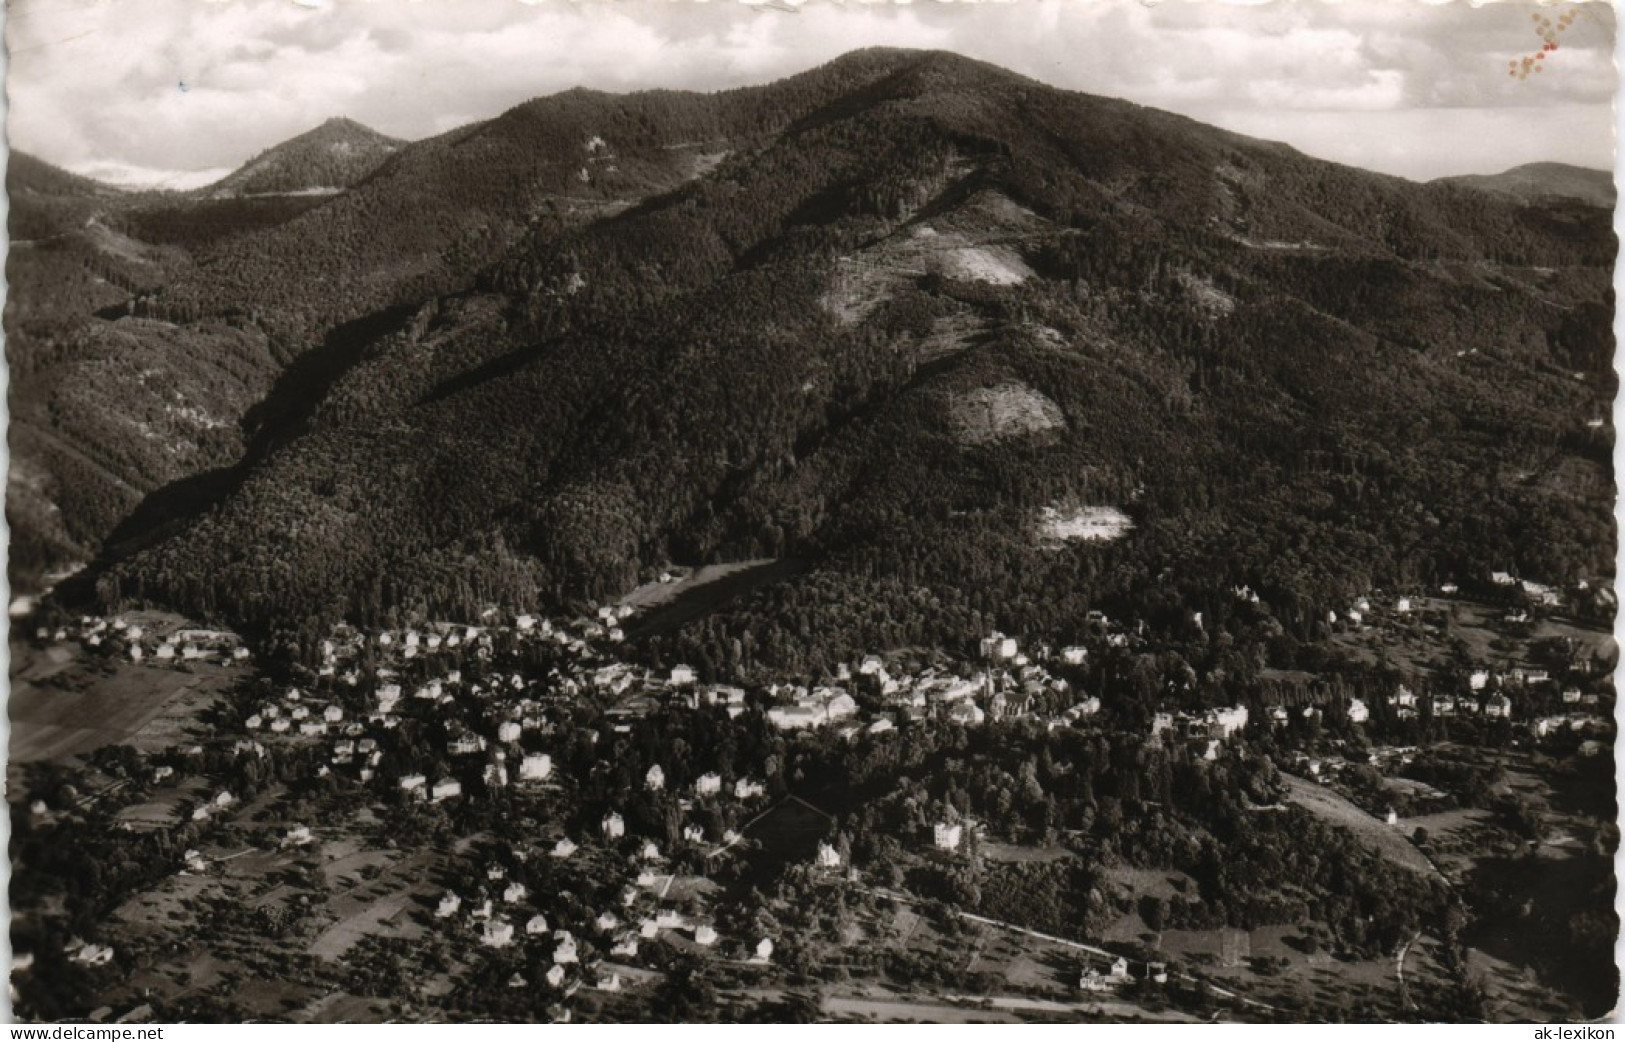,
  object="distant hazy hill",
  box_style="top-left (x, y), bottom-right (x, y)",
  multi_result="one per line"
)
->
top-left (204, 117), bottom-right (403, 198)
top-left (67, 48), bottom-right (1611, 663)
top-left (7, 151), bottom-right (123, 201)
top-left (1437, 162), bottom-right (1615, 209)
